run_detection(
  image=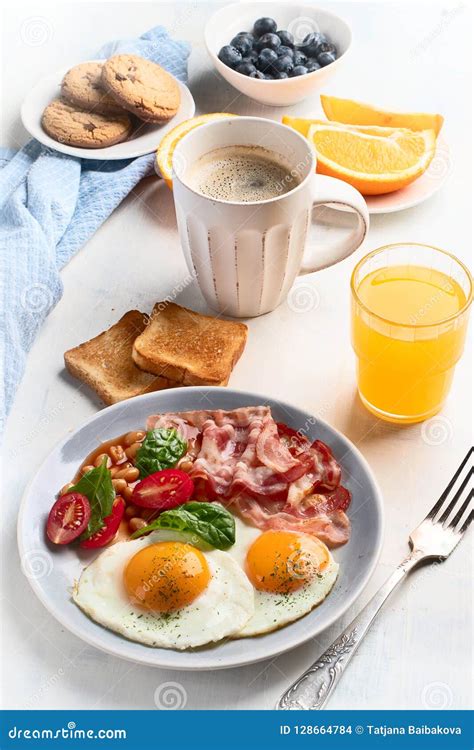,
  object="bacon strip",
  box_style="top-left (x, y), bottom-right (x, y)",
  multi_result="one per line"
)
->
top-left (146, 407), bottom-right (352, 547)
